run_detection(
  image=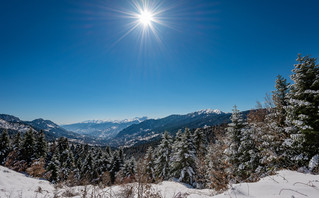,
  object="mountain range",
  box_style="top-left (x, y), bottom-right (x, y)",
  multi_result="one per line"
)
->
top-left (108, 109), bottom-right (235, 147)
top-left (0, 109), bottom-right (250, 147)
top-left (61, 117), bottom-right (148, 140)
